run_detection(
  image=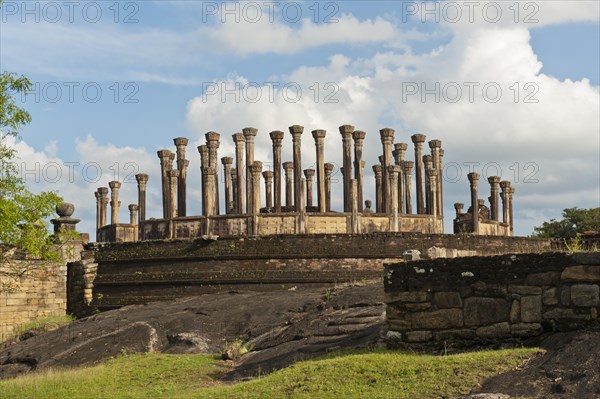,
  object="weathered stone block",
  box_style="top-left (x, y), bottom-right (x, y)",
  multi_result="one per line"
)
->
top-left (561, 266), bottom-right (600, 282)
top-left (476, 322), bottom-right (510, 338)
top-left (527, 272), bottom-right (560, 286)
top-left (433, 292), bottom-right (463, 308)
top-left (405, 303), bottom-right (432, 311)
top-left (384, 291), bottom-right (428, 304)
top-left (471, 281), bottom-right (507, 297)
top-left (509, 299), bottom-right (520, 323)
top-left (572, 252), bottom-right (600, 265)
top-left (521, 295), bottom-right (542, 323)
top-left (464, 297), bottom-right (509, 327)
top-left (411, 309), bottom-right (464, 330)
top-left (387, 319), bottom-right (411, 332)
top-left (434, 329), bottom-right (476, 341)
top-left (560, 286), bottom-right (571, 306)
top-left (543, 308), bottom-right (589, 320)
top-left (542, 288), bottom-right (559, 306)
top-left (511, 323), bottom-right (543, 337)
top-left (508, 285), bottom-right (542, 296)
top-left (405, 330), bottom-right (433, 342)
top-left (570, 284), bottom-right (599, 307)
